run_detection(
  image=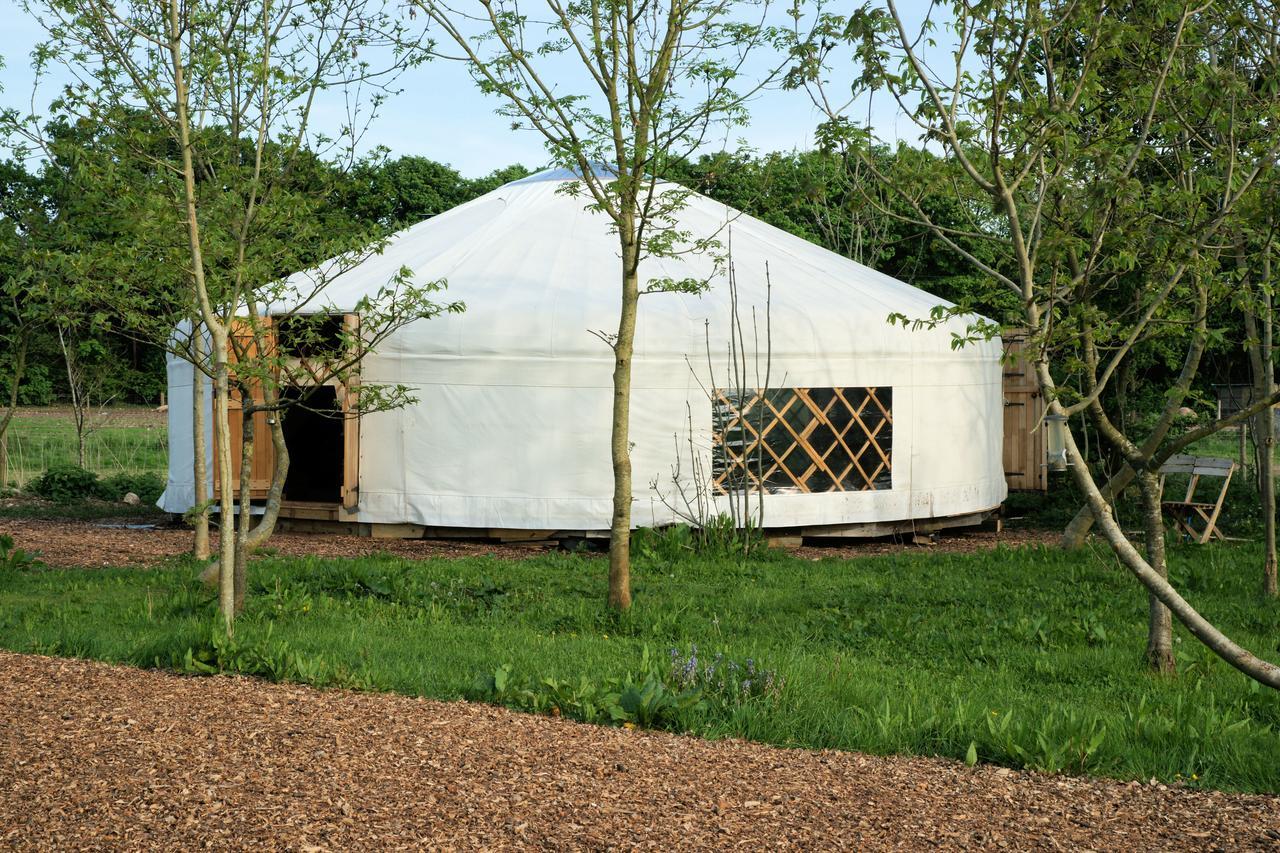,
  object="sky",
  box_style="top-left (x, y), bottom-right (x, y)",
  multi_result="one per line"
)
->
top-left (0, 1), bottom-right (937, 177)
